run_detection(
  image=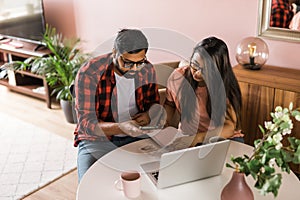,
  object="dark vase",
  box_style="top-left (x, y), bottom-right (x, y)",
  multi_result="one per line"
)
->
top-left (60, 99), bottom-right (77, 124)
top-left (221, 171), bottom-right (254, 200)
